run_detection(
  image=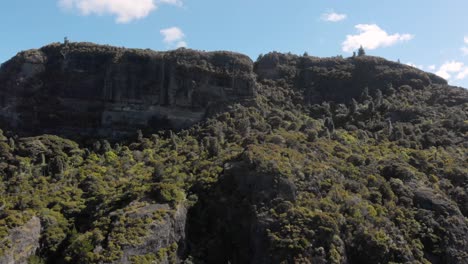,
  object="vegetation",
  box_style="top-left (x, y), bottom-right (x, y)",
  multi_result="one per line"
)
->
top-left (0, 50), bottom-right (467, 263)
top-left (358, 46), bottom-right (366, 56)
